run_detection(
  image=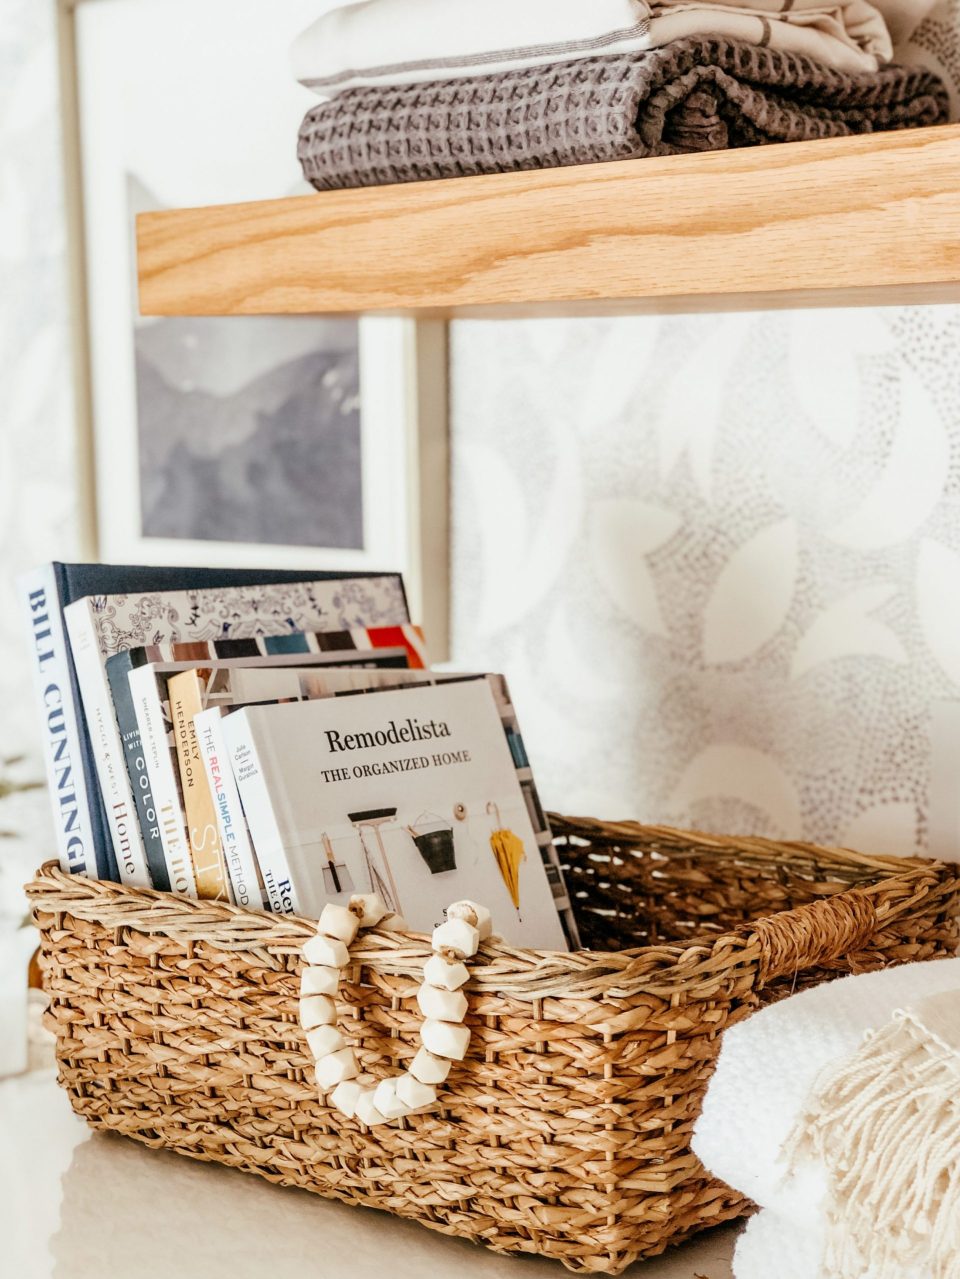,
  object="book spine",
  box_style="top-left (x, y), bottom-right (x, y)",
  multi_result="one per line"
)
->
top-left (194, 708), bottom-right (265, 911)
top-left (17, 567), bottom-right (94, 876)
top-left (168, 671), bottom-right (231, 902)
top-left (63, 601), bottom-right (151, 886)
top-left (129, 665), bottom-right (198, 897)
top-left (105, 654), bottom-right (171, 892)
top-left (221, 712), bottom-right (300, 915)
